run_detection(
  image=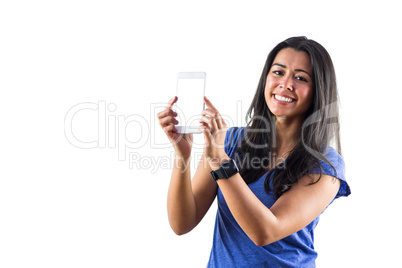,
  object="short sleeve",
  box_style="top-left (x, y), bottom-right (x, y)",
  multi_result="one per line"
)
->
top-left (224, 127), bottom-right (244, 159)
top-left (307, 147), bottom-right (351, 199)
